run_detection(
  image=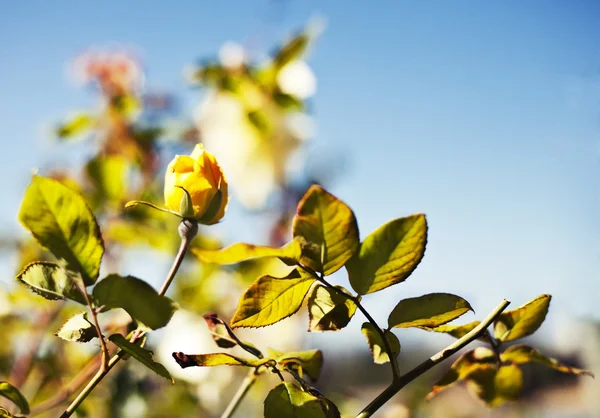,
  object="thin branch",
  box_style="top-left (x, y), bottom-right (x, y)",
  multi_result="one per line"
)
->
top-left (219, 369), bottom-right (259, 418)
top-left (58, 220), bottom-right (198, 418)
top-left (78, 281), bottom-right (109, 372)
top-left (355, 298), bottom-right (511, 418)
top-left (299, 265), bottom-right (401, 383)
